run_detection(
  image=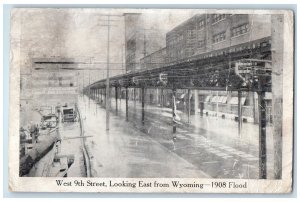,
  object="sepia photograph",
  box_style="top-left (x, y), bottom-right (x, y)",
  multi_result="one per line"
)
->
top-left (8, 8), bottom-right (294, 193)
